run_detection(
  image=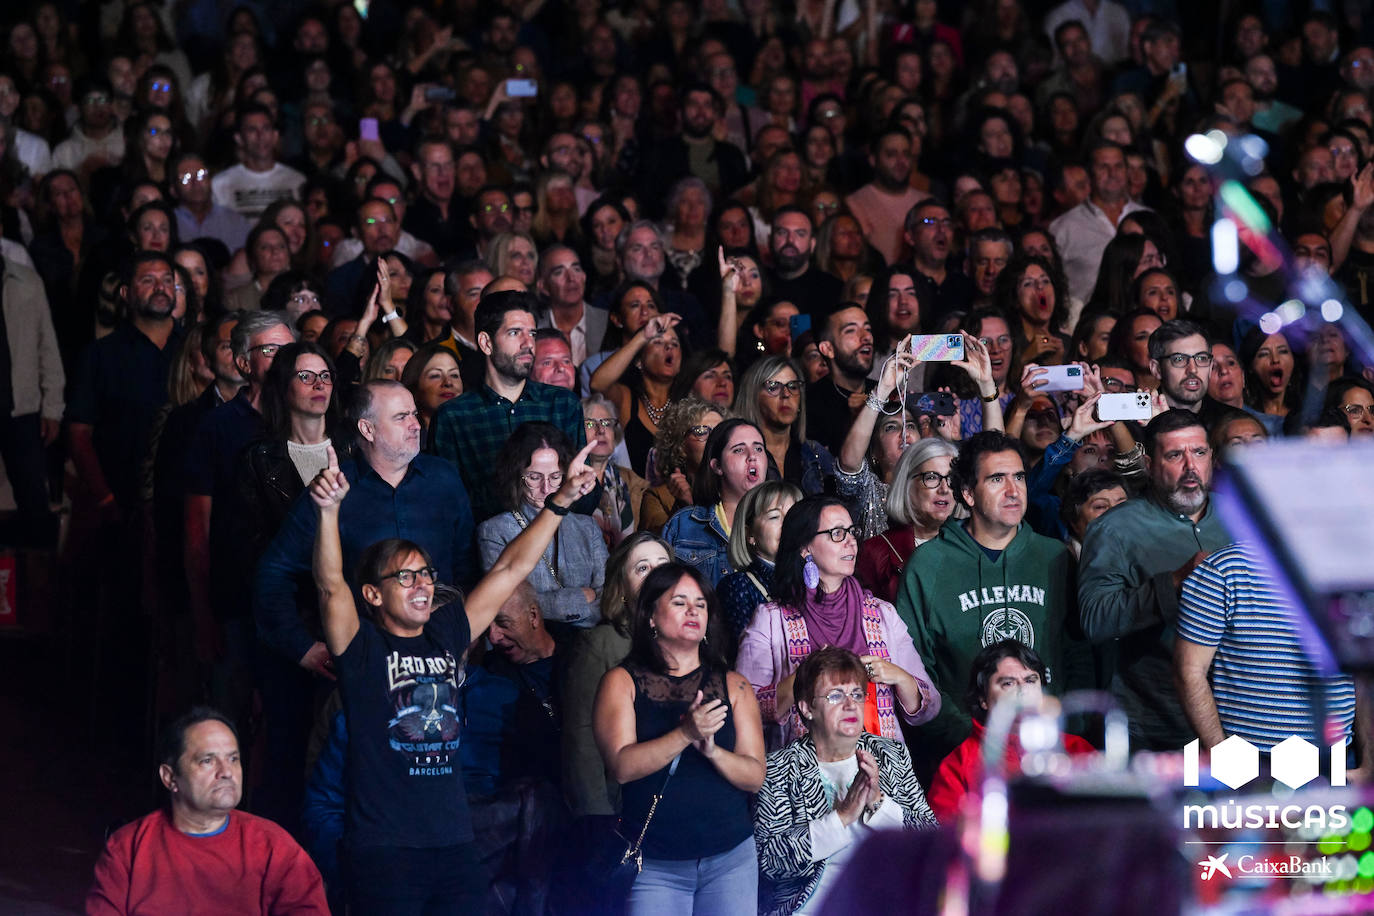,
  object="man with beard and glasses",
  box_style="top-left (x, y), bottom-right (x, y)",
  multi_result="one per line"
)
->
top-left (1148, 319), bottom-right (1228, 430)
top-left (432, 291), bottom-right (586, 521)
top-left (805, 304), bottom-right (876, 455)
top-left (1077, 410), bottom-right (1228, 750)
top-left (638, 83), bottom-right (748, 219)
top-left (765, 206), bottom-right (844, 319)
top-left (898, 200), bottom-right (976, 329)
